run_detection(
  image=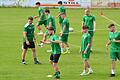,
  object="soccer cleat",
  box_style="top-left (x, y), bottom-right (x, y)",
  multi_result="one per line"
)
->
top-left (37, 32), bottom-right (44, 36)
top-left (22, 61), bottom-right (26, 64)
top-left (47, 49), bottom-right (52, 53)
top-left (34, 61), bottom-right (41, 64)
top-left (110, 74), bottom-right (115, 77)
top-left (54, 71), bottom-right (60, 79)
top-left (87, 70), bottom-right (93, 74)
top-left (38, 43), bottom-right (44, 47)
top-left (80, 72), bottom-right (86, 76)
